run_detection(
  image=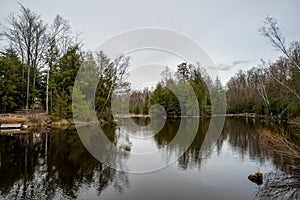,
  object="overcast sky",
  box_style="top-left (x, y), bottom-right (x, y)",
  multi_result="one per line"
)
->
top-left (1, 0), bottom-right (300, 85)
